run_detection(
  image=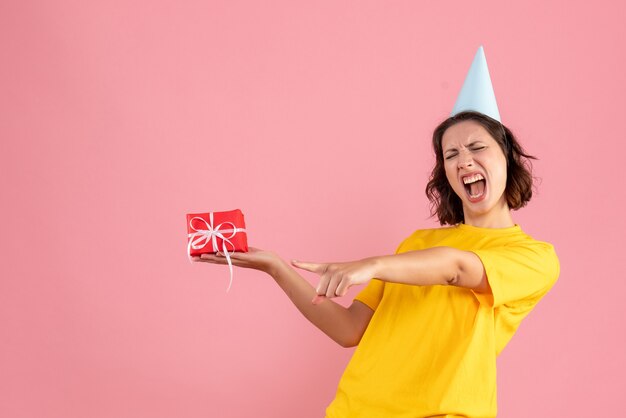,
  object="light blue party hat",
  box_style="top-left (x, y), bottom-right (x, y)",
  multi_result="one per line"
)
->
top-left (451, 45), bottom-right (501, 122)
